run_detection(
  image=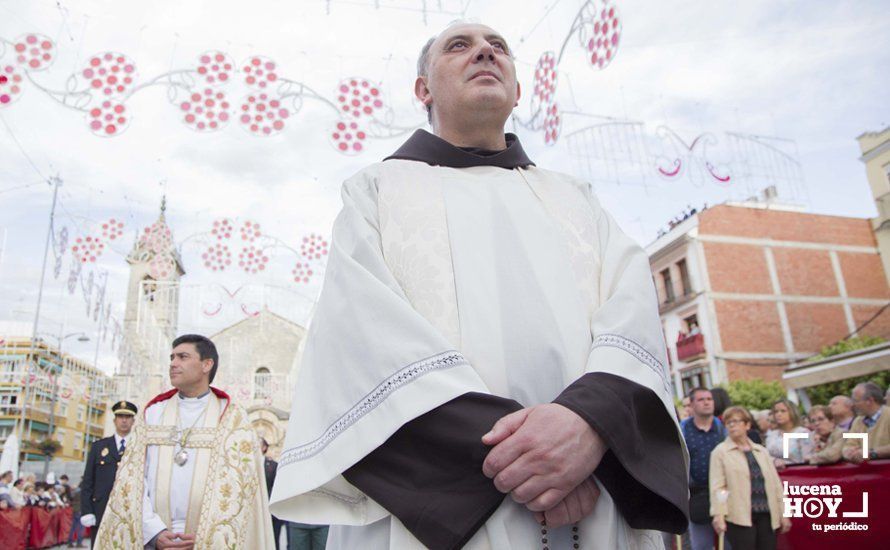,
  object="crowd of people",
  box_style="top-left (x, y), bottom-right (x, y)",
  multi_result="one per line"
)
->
top-left (0, 471), bottom-right (86, 546)
top-left (678, 381), bottom-right (890, 550)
